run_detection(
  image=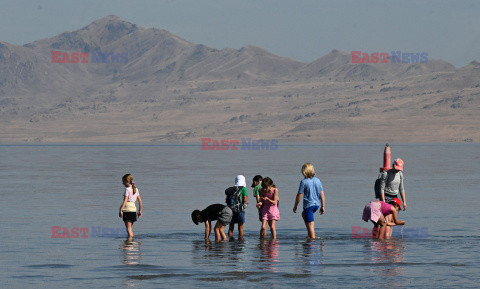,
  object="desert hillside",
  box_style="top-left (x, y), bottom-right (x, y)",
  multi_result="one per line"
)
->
top-left (0, 15), bottom-right (478, 143)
